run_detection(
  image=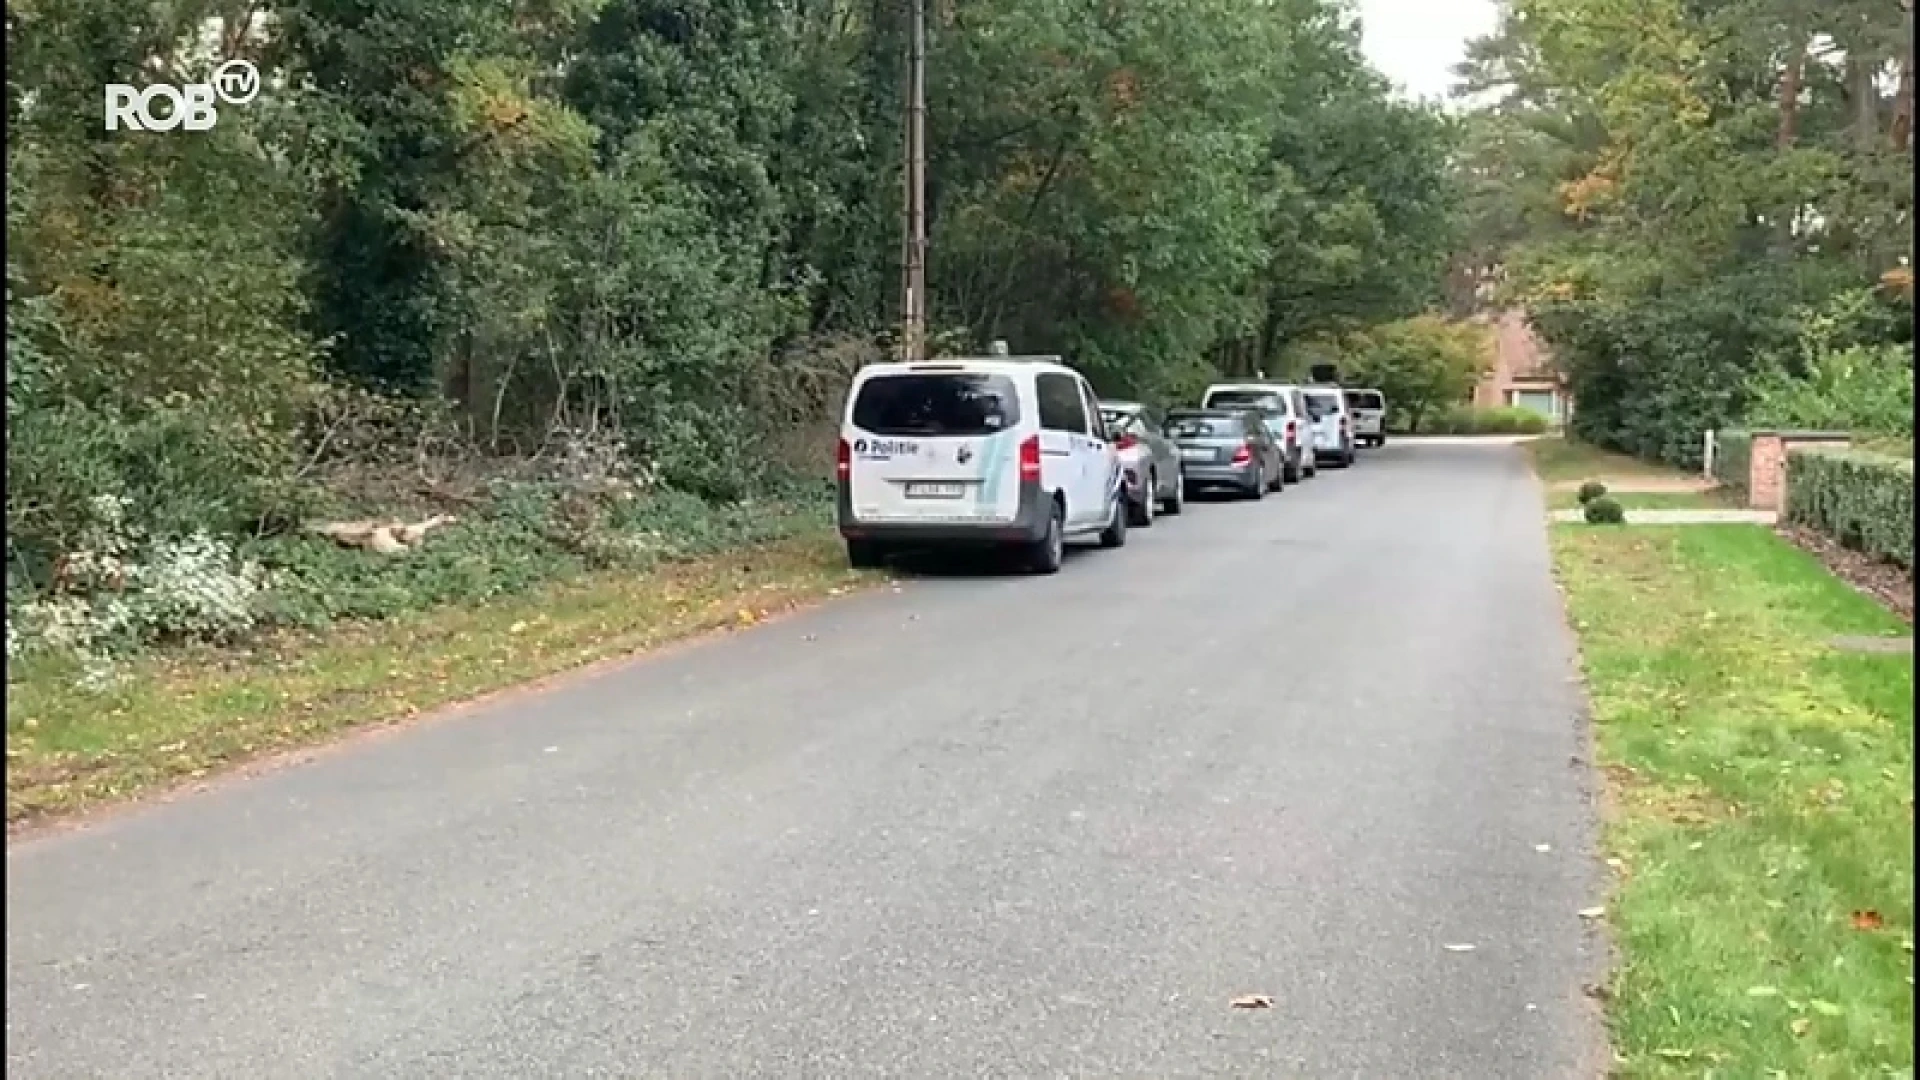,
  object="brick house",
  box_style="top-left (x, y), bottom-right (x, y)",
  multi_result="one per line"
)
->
top-left (1470, 309), bottom-right (1570, 425)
